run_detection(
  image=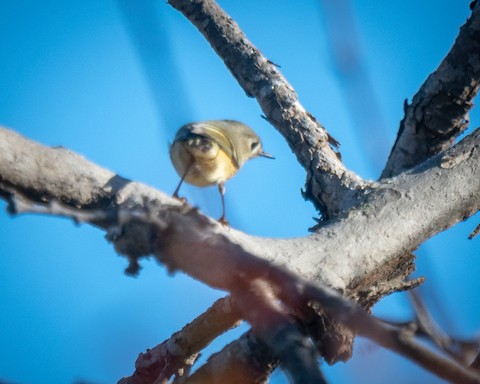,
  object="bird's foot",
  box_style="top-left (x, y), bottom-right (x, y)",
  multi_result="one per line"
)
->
top-left (218, 216), bottom-right (229, 227)
top-left (172, 193), bottom-right (187, 204)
